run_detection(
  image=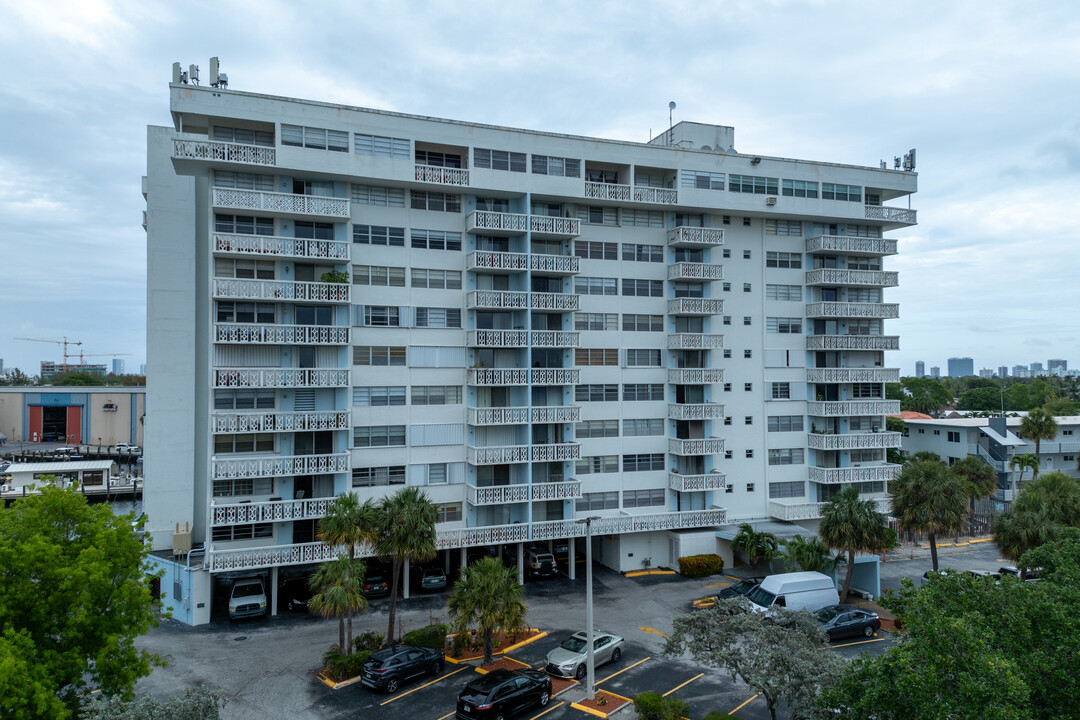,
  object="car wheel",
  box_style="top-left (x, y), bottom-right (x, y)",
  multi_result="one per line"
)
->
top-left (494, 714), bottom-right (505, 720)
top-left (385, 678), bottom-right (398, 694)
top-left (431, 658), bottom-right (444, 675)
top-left (539, 691), bottom-right (550, 707)
top-left (823, 631), bottom-right (832, 643)
top-left (574, 664), bottom-right (587, 680)
top-left (863, 625), bottom-right (874, 637)
top-left (611, 647), bottom-right (622, 663)
top-left (287, 600), bottom-right (294, 612)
